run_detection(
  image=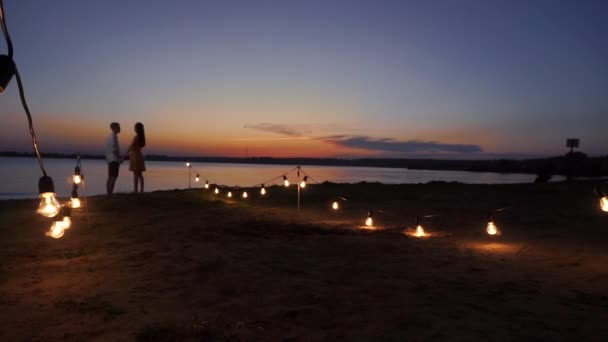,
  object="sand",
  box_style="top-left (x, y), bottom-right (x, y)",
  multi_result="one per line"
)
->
top-left (0, 181), bottom-right (607, 341)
